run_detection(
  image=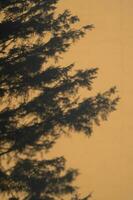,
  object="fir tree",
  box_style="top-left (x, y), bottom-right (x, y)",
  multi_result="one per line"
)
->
top-left (0, 1), bottom-right (119, 199)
